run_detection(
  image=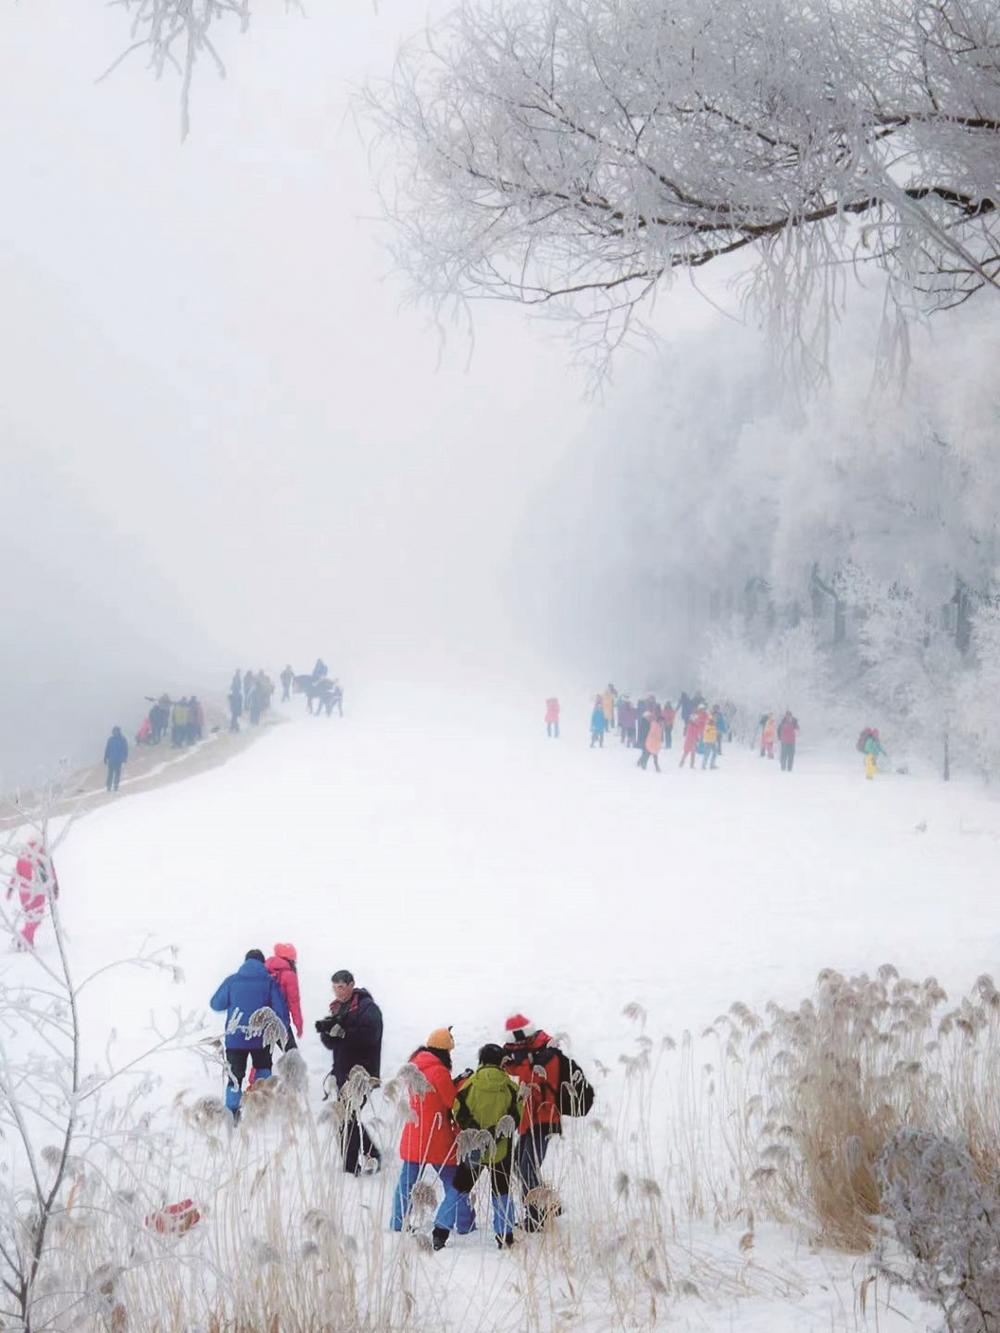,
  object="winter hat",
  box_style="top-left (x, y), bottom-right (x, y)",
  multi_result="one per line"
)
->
top-left (504, 1014), bottom-right (536, 1039)
top-left (273, 942), bottom-right (297, 962)
top-left (426, 1026), bottom-right (455, 1051)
